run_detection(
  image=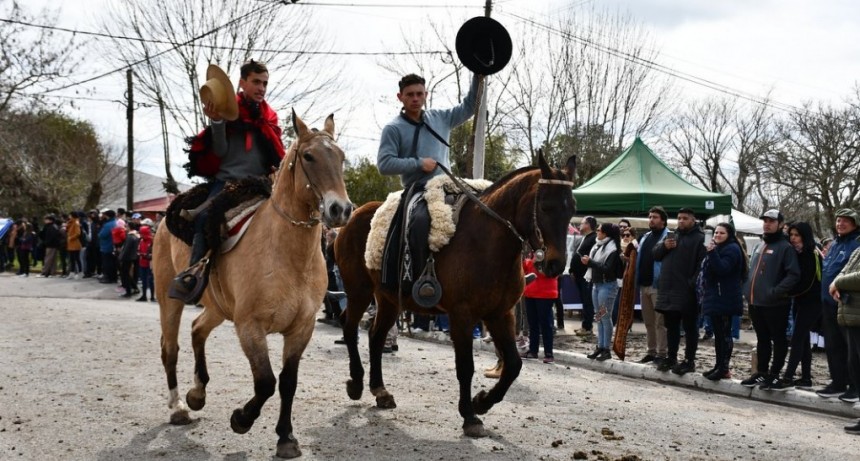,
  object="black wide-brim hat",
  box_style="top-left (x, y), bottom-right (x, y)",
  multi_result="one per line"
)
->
top-left (455, 16), bottom-right (512, 75)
